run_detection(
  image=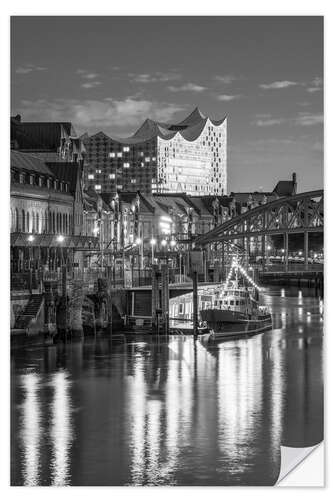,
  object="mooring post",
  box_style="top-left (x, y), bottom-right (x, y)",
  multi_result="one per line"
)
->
top-left (161, 264), bottom-right (169, 335)
top-left (61, 264), bottom-right (67, 298)
top-left (108, 289), bottom-right (113, 337)
top-left (151, 264), bottom-right (159, 332)
top-left (193, 270), bottom-right (198, 339)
